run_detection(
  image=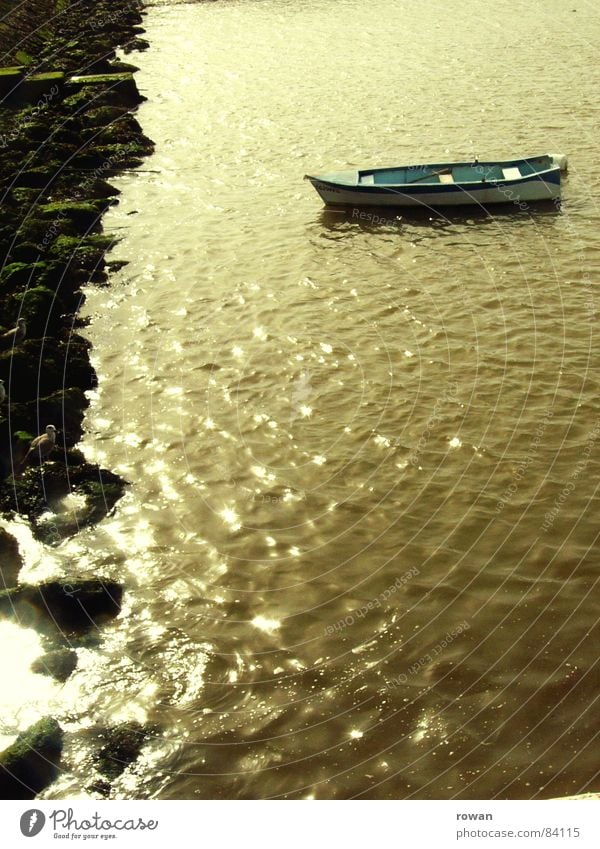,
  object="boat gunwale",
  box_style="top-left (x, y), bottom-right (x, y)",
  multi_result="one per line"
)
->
top-left (305, 169), bottom-right (560, 192)
top-left (305, 156), bottom-right (560, 189)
